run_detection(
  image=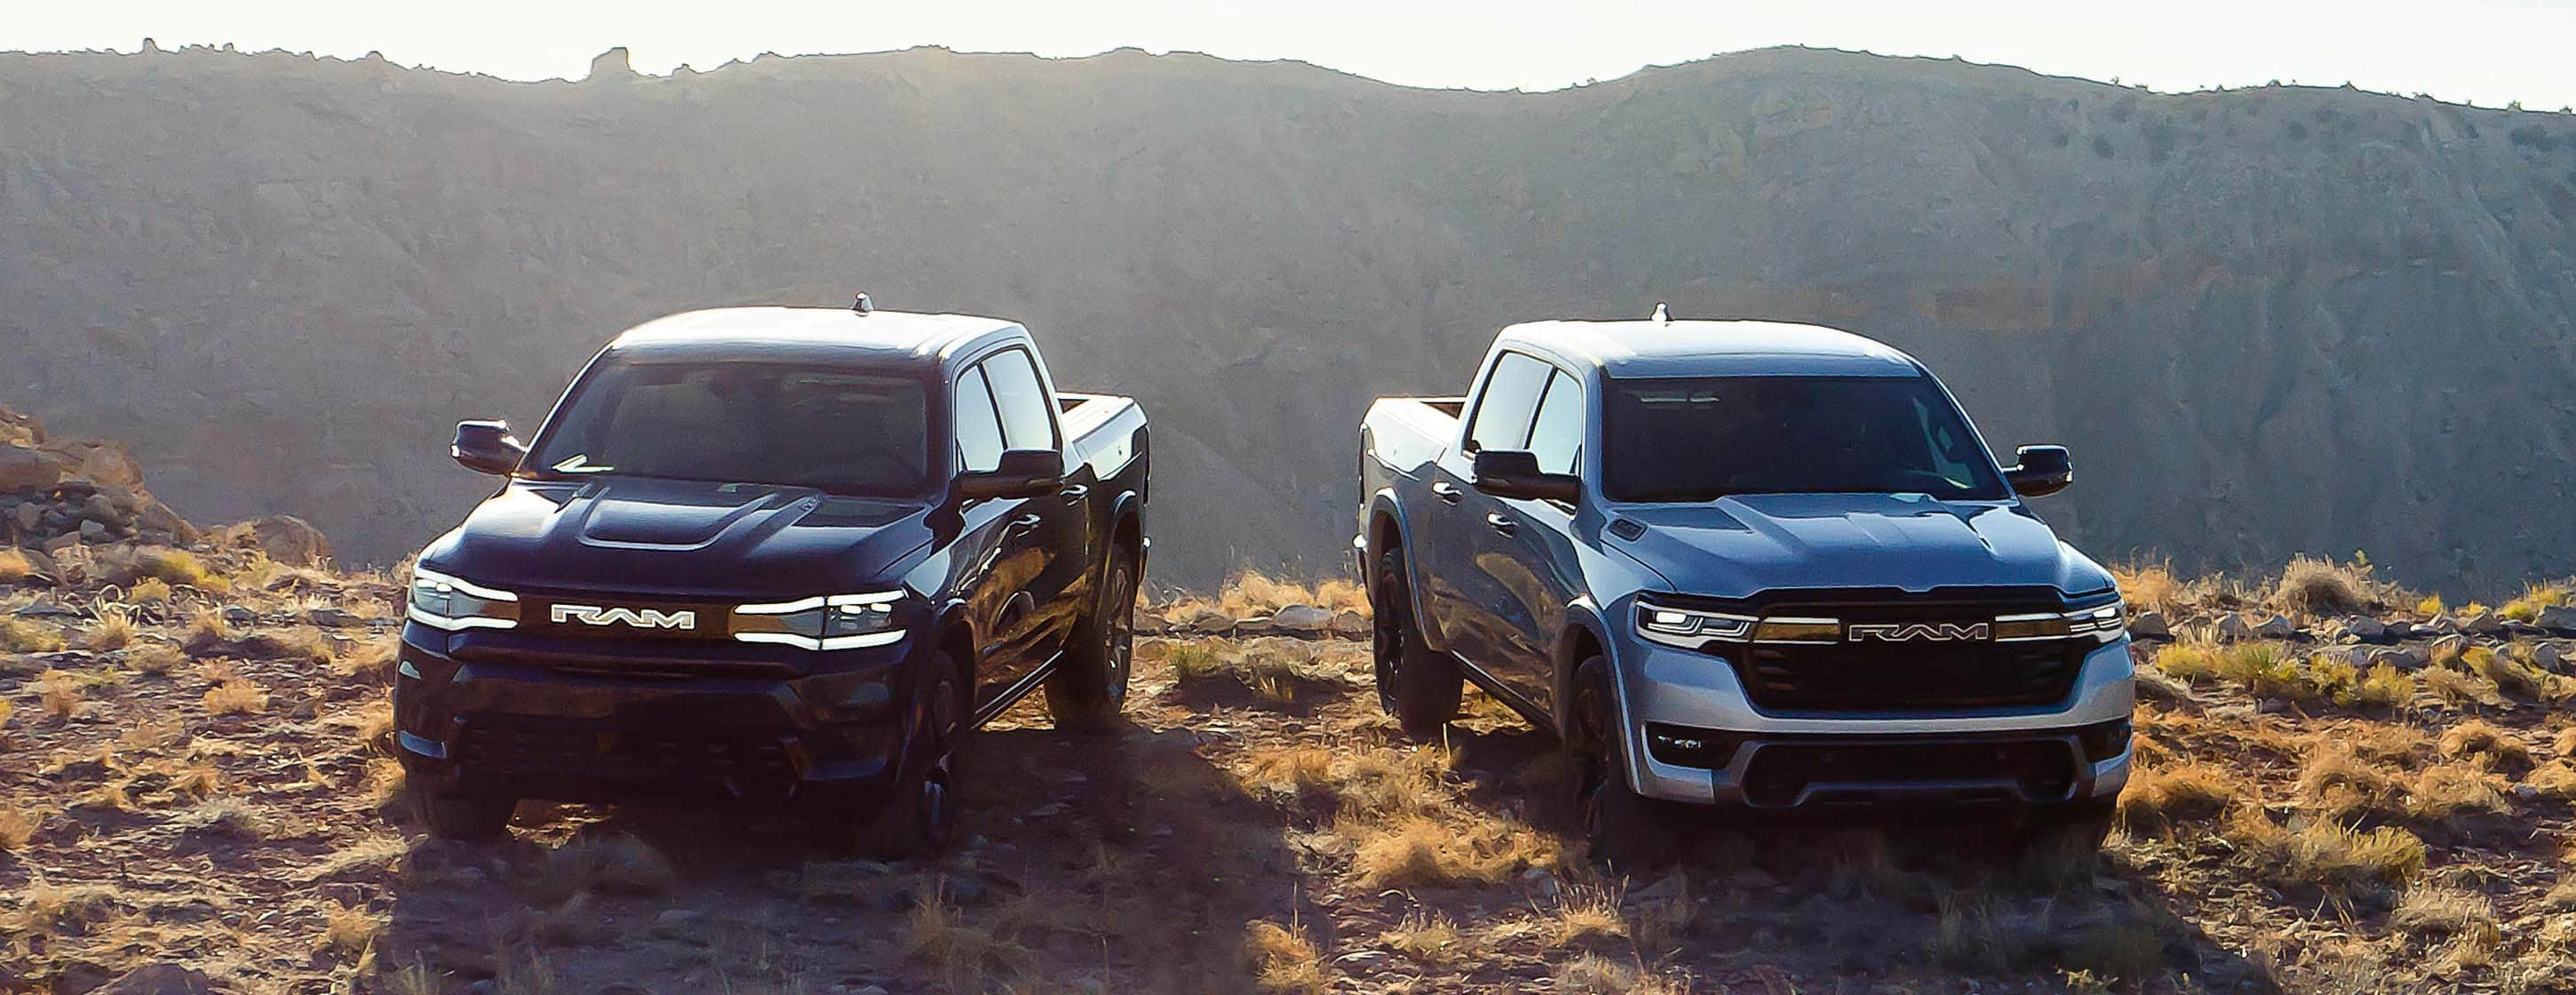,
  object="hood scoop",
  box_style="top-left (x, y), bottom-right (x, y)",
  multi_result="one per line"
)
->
top-left (571, 481), bottom-right (816, 552)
